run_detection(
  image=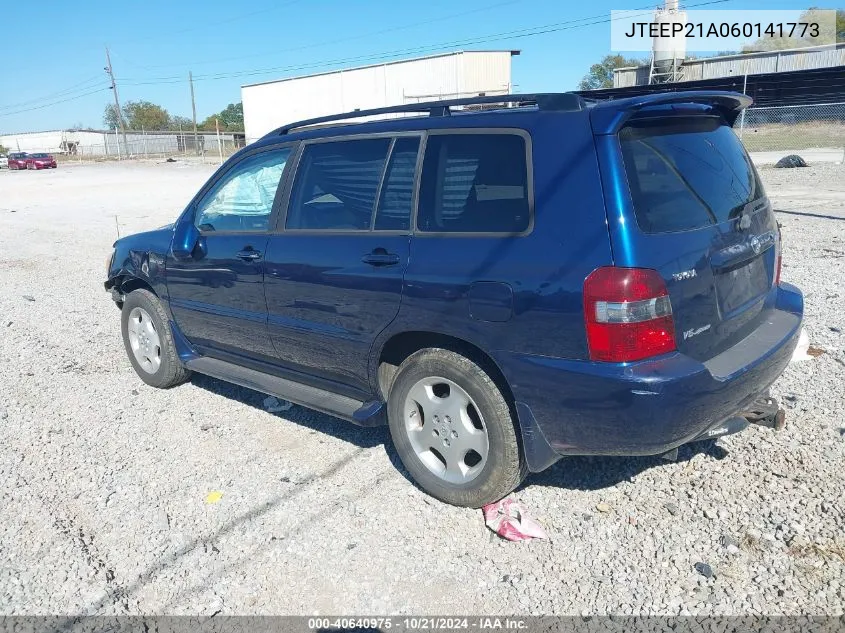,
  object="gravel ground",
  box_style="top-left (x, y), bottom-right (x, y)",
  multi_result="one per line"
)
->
top-left (0, 161), bottom-right (843, 616)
